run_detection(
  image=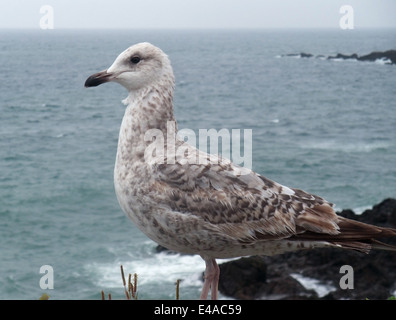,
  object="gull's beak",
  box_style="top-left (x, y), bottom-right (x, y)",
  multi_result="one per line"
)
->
top-left (84, 70), bottom-right (113, 87)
